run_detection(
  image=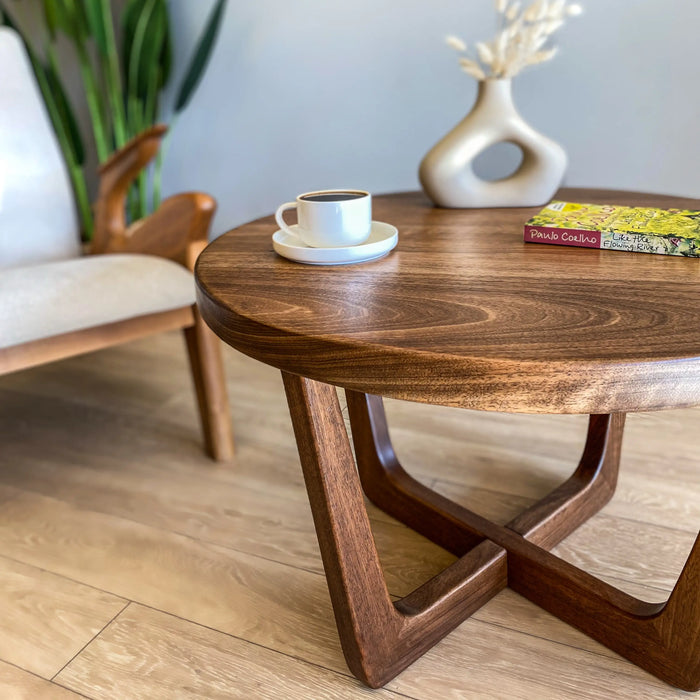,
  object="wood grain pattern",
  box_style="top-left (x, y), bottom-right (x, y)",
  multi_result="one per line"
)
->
top-left (0, 336), bottom-right (696, 697)
top-left (196, 191), bottom-right (700, 689)
top-left (283, 373), bottom-right (506, 688)
top-left (387, 614), bottom-right (686, 700)
top-left (346, 391), bottom-right (699, 690)
top-left (196, 192), bottom-right (700, 690)
top-left (196, 189), bottom-right (700, 414)
top-left (286, 375), bottom-right (676, 689)
top-left (0, 557), bottom-right (126, 678)
top-left (56, 604), bottom-right (404, 699)
top-left (6, 479), bottom-right (677, 698)
top-left (379, 399), bottom-right (700, 532)
top-left (0, 308), bottom-right (193, 377)
top-left (0, 661), bottom-right (83, 700)
top-left (184, 306), bottom-right (234, 461)
top-left (92, 124), bottom-right (217, 273)
top-left (346, 392), bottom-right (623, 554)
top-left (507, 532), bottom-right (700, 692)
top-left (0, 485), bottom-right (349, 675)
top-left (350, 391), bottom-right (700, 691)
top-left (92, 124), bottom-right (234, 460)
top-left (0, 396), bottom-right (453, 598)
top-left (313, 383), bottom-right (656, 687)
